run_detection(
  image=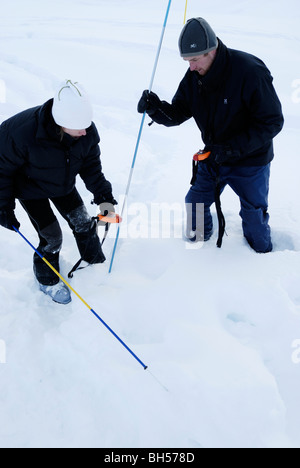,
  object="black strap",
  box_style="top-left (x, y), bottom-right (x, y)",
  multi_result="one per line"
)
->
top-left (101, 221), bottom-right (110, 246)
top-left (214, 175), bottom-right (226, 248)
top-left (67, 219), bottom-right (110, 279)
top-left (190, 160), bottom-right (198, 186)
top-left (68, 258), bottom-right (86, 279)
